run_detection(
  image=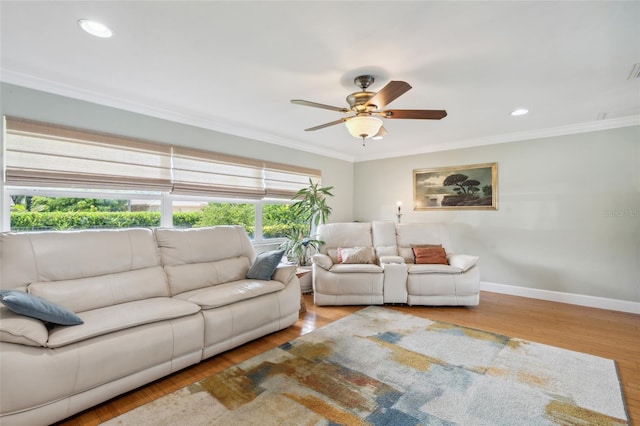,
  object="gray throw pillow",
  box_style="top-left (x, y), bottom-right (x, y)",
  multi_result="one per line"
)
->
top-left (246, 250), bottom-right (285, 280)
top-left (0, 290), bottom-right (83, 326)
